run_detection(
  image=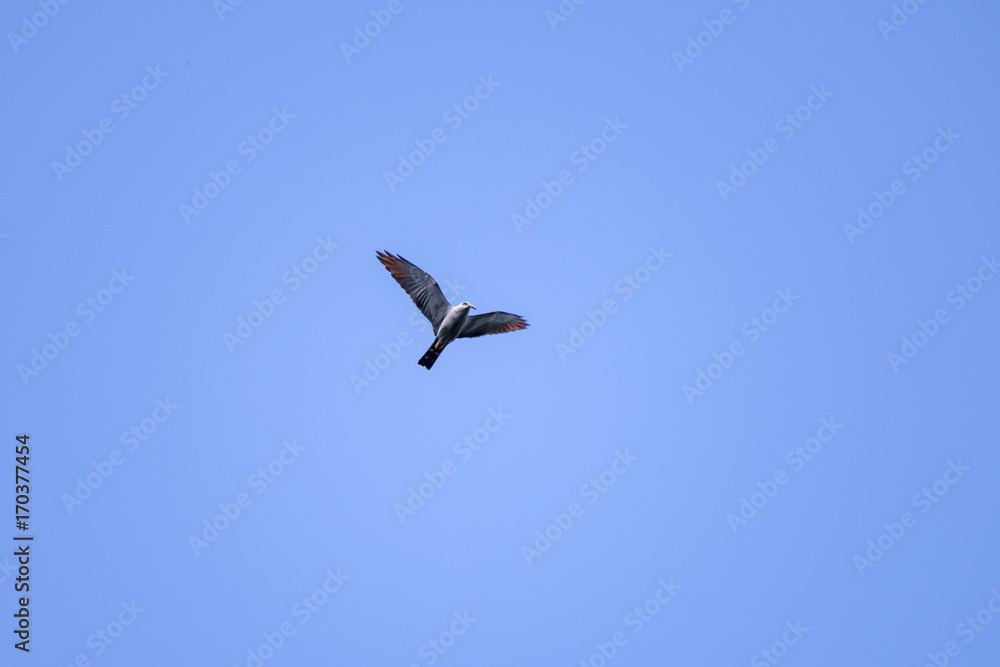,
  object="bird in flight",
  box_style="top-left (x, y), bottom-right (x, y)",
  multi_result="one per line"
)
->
top-left (376, 251), bottom-right (528, 369)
